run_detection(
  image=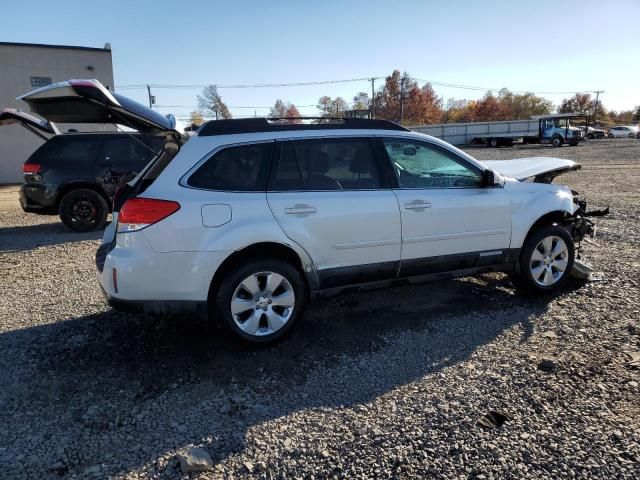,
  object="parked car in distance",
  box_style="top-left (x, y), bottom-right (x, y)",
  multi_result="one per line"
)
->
top-left (579, 126), bottom-right (606, 139)
top-left (607, 125), bottom-right (639, 138)
top-left (18, 80), bottom-right (607, 344)
top-left (20, 132), bottom-right (163, 230)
